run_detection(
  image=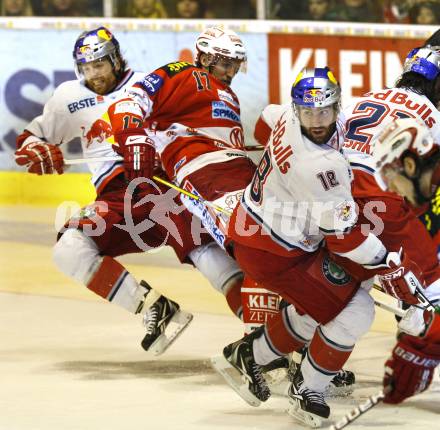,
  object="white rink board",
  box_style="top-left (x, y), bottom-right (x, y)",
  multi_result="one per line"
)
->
top-left (1, 17), bottom-right (439, 171)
